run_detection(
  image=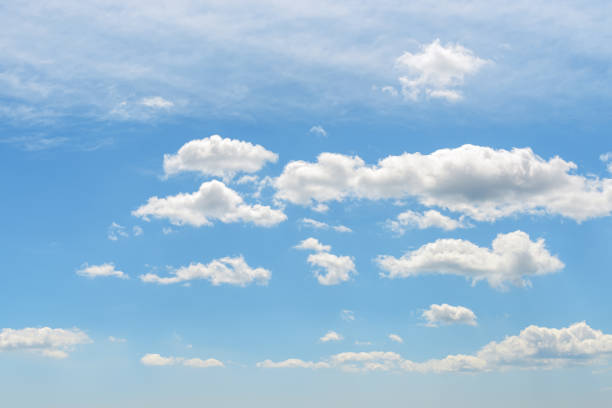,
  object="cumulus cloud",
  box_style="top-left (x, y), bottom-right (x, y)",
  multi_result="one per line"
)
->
top-left (389, 334), bottom-right (403, 343)
top-left (133, 180), bottom-right (287, 227)
top-left (76, 263), bottom-right (128, 279)
top-left (422, 304), bottom-right (478, 327)
top-left (387, 210), bottom-right (467, 234)
top-left (301, 218), bottom-right (352, 233)
top-left (376, 231), bottom-right (563, 290)
top-left (258, 322), bottom-right (612, 373)
top-left (139, 255), bottom-right (271, 286)
top-left (295, 238), bottom-right (356, 285)
top-left (274, 144), bottom-right (612, 222)
top-left (163, 135), bottom-right (278, 180)
top-left (395, 39), bottom-right (489, 101)
top-left (141, 353), bottom-right (224, 368)
top-left (141, 96), bottom-right (174, 108)
top-left (320, 331), bottom-right (343, 342)
top-left (0, 327), bottom-right (92, 359)
top-left (294, 237), bottom-right (332, 252)
top-left (256, 358), bottom-right (331, 369)
top-left (309, 125), bottom-right (327, 137)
